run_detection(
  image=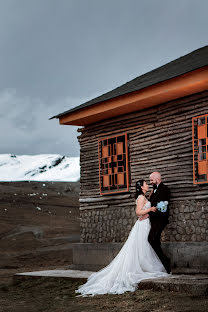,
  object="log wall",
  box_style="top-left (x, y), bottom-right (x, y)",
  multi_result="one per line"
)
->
top-left (77, 90), bottom-right (208, 243)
